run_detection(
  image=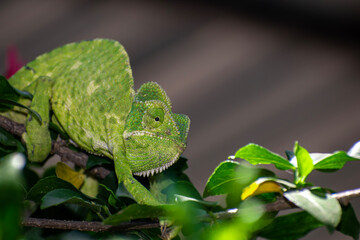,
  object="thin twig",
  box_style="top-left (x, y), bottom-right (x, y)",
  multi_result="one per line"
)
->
top-left (210, 187), bottom-right (360, 220)
top-left (0, 115), bottom-right (110, 179)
